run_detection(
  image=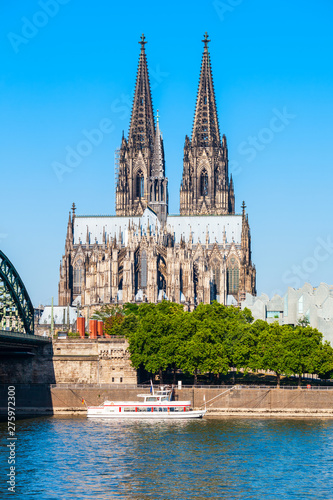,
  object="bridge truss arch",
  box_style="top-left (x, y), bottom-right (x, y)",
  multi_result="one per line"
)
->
top-left (0, 250), bottom-right (34, 335)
